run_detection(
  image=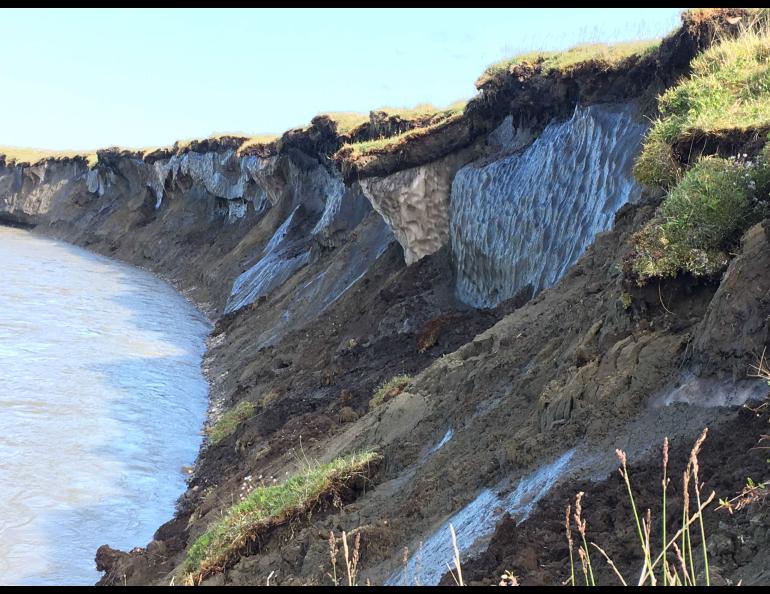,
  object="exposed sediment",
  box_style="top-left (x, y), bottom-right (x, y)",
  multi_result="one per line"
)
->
top-left (1, 7), bottom-right (768, 587)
